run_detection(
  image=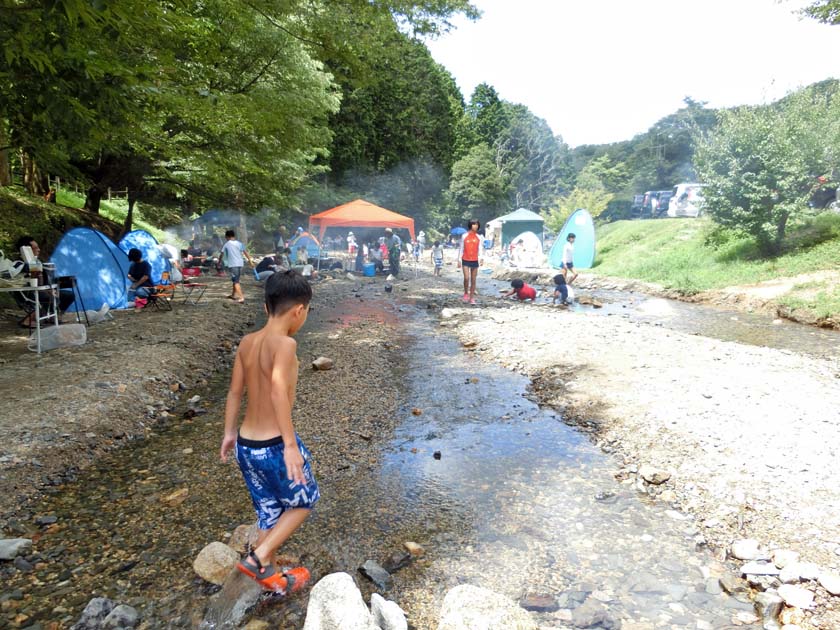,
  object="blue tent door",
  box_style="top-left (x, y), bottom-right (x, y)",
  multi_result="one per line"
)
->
top-left (50, 227), bottom-right (131, 311)
top-left (549, 209), bottom-right (596, 269)
top-left (118, 230), bottom-right (171, 284)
